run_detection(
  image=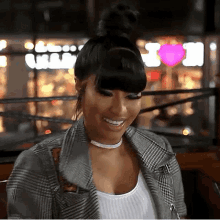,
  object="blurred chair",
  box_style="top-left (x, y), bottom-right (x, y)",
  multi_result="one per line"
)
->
top-left (0, 180), bottom-right (8, 219)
